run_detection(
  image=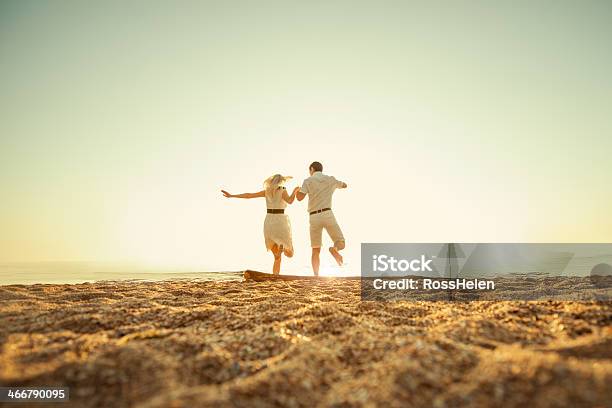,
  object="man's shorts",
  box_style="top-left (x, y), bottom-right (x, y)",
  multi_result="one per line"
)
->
top-left (309, 210), bottom-right (345, 248)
